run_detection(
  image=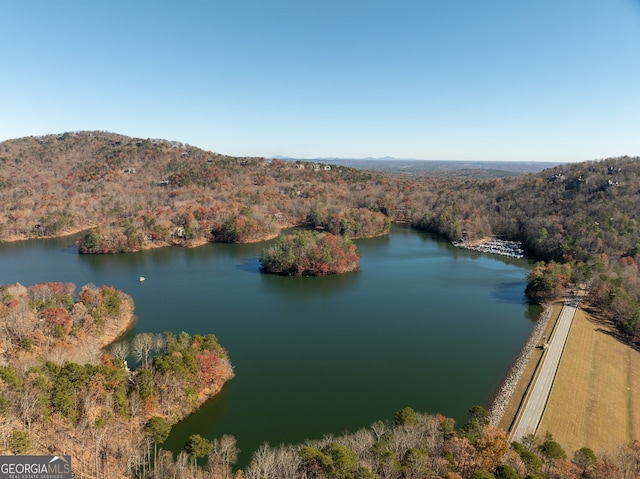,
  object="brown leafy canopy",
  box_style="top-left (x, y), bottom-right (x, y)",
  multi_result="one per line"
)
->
top-left (408, 158), bottom-right (640, 345)
top-left (2, 131), bottom-right (640, 339)
top-left (0, 281), bottom-right (234, 479)
top-left (0, 131), bottom-right (396, 253)
top-left (0, 282), bottom-right (132, 359)
top-left (241, 408), bottom-right (640, 479)
top-left (525, 261), bottom-right (572, 303)
top-left (260, 230), bottom-right (360, 276)
top-left (3, 130), bottom-right (640, 475)
top-left (0, 132), bottom-right (638, 263)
